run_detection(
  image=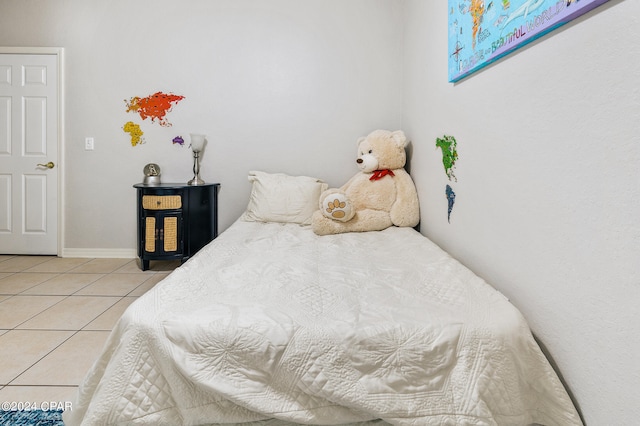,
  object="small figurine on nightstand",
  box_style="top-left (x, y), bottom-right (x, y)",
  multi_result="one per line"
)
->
top-left (142, 163), bottom-right (161, 185)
